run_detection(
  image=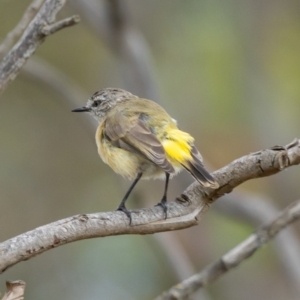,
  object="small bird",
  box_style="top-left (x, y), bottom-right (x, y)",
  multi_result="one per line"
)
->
top-left (72, 88), bottom-right (218, 223)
